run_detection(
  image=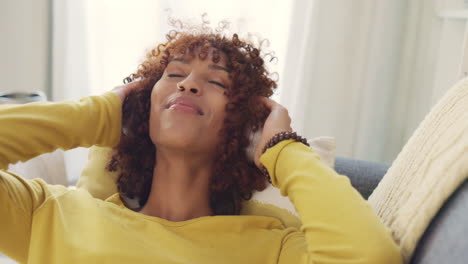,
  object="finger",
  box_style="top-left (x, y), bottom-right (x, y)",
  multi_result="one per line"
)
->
top-left (123, 79), bottom-right (145, 96)
top-left (255, 96), bottom-right (278, 110)
top-left (126, 79), bottom-right (143, 90)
